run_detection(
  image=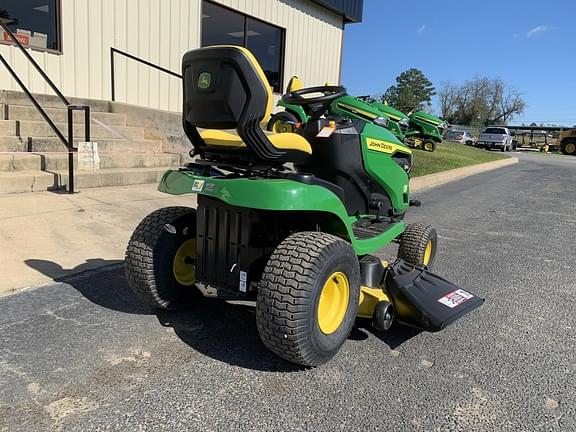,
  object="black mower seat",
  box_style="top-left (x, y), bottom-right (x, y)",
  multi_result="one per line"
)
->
top-left (182, 46), bottom-right (315, 162)
top-left (200, 129), bottom-right (312, 155)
